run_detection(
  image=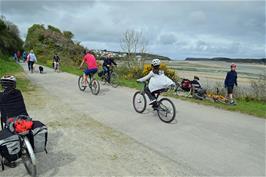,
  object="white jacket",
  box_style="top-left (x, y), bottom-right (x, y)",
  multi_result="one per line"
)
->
top-left (137, 70), bottom-right (175, 92)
